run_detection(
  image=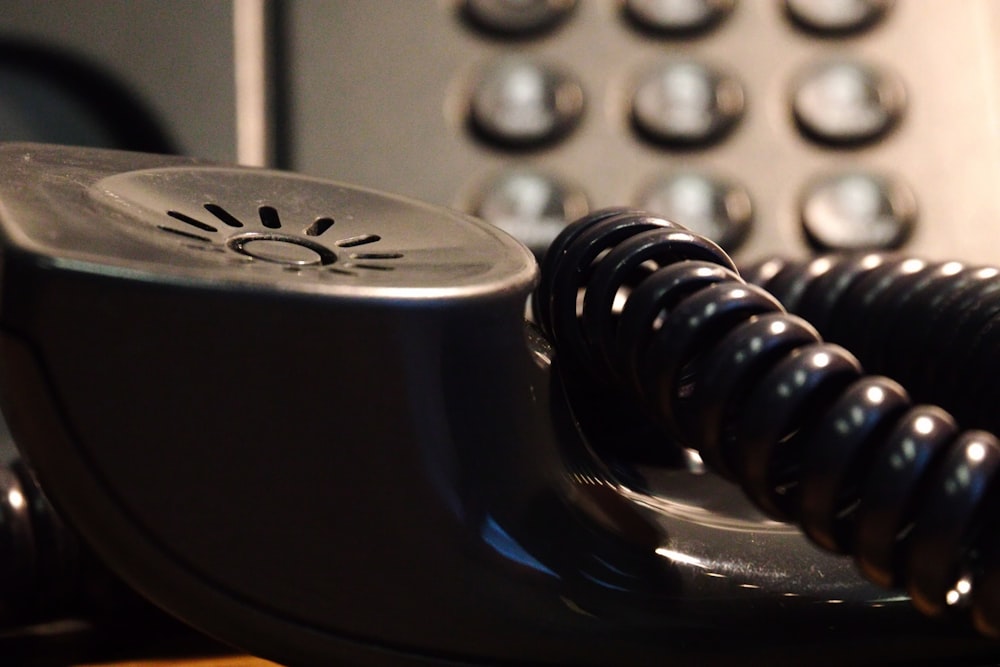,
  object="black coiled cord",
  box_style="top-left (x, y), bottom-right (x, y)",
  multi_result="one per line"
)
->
top-left (534, 208), bottom-right (1000, 636)
top-left (0, 459), bottom-right (151, 627)
top-left (743, 253), bottom-right (1000, 437)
